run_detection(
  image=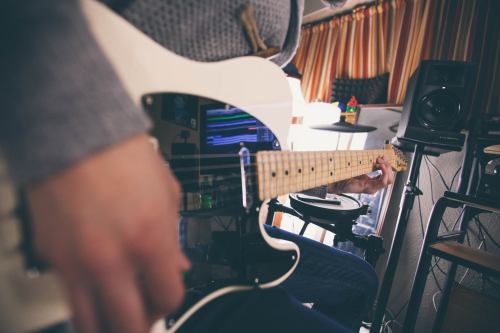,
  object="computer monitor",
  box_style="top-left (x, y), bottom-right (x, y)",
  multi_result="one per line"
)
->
top-left (199, 104), bottom-right (280, 175)
top-left (200, 104), bottom-right (280, 154)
